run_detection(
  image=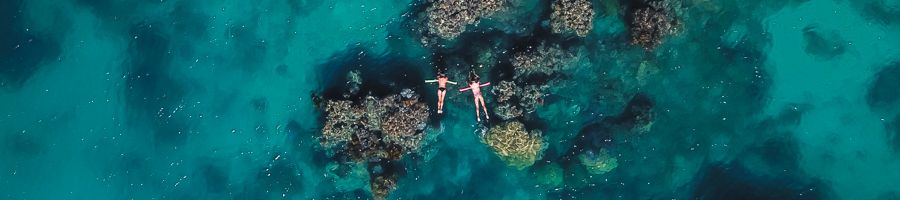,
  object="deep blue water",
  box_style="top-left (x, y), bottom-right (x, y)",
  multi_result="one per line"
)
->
top-left (2, 0), bottom-right (900, 199)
